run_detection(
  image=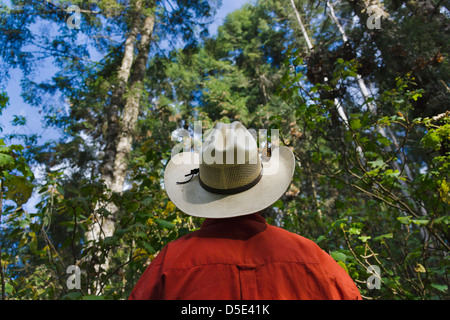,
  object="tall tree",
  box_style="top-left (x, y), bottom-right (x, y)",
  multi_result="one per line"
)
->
top-left (1, 0), bottom-right (217, 296)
